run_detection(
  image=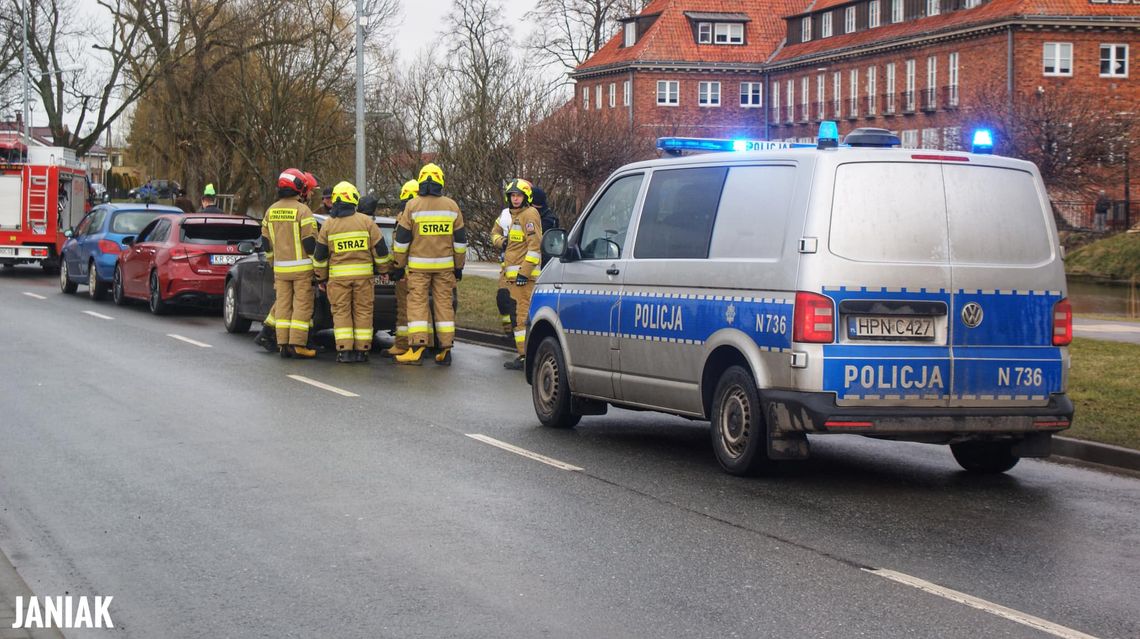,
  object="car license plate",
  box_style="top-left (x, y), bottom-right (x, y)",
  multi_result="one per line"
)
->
top-left (210, 254), bottom-right (240, 266)
top-left (0, 247), bottom-right (14, 257)
top-left (848, 315), bottom-right (935, 340)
